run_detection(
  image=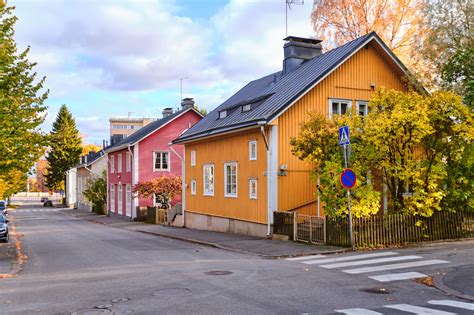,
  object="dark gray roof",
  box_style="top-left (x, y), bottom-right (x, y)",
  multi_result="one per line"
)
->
top-left (174, 32), bottom-right (407, 143)
top-left (74, 150), bottom-right (105, 169)
top-left (107, 107), bottom-right (201, 152)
